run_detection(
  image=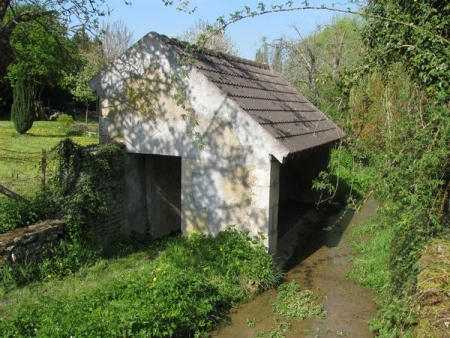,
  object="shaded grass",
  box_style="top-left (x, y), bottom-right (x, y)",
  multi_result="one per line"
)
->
top-left (0, 121), bottom-right (98, 198)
